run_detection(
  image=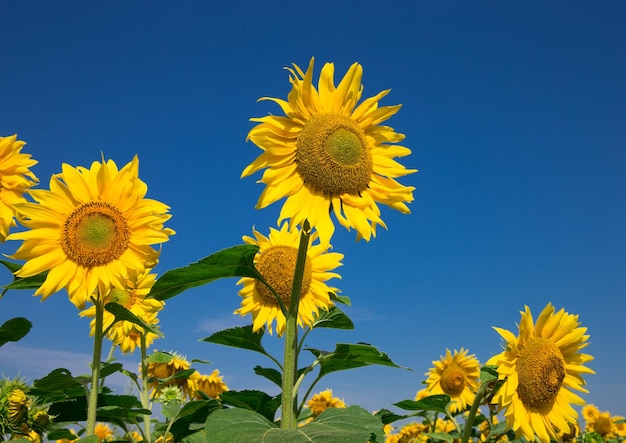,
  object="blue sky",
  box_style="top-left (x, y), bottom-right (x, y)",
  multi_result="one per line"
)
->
top-left (1, 0), bottom-right (625, 421)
